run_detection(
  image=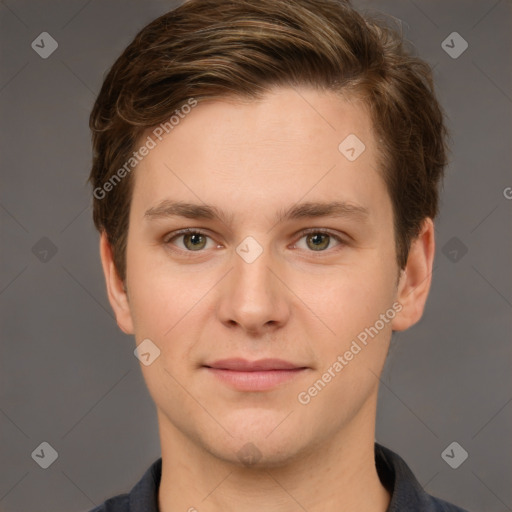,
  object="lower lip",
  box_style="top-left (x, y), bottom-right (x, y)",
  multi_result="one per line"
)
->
top-left (203, 368), bottom-right (307, 391)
